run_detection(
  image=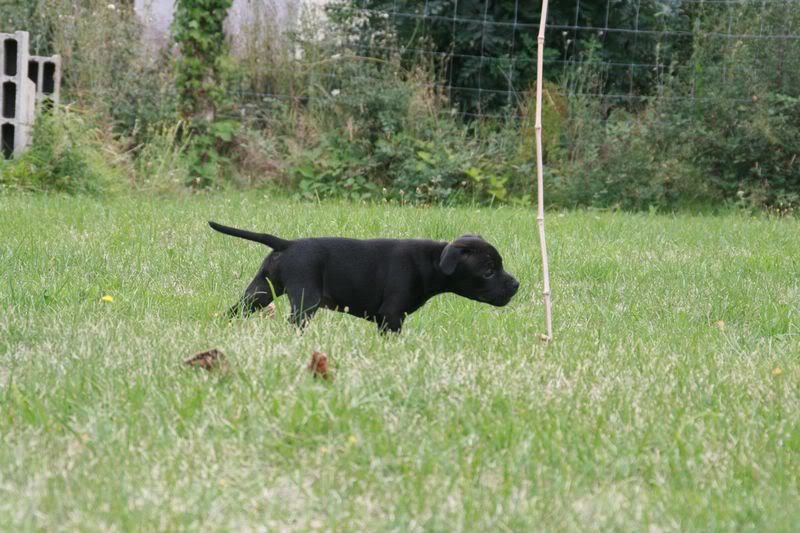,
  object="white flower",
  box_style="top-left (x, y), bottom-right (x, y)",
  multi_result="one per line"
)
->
top-left (331, 89), bottom-right (340, 97)
top-left (107, 3), bottom-right (116, 10)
